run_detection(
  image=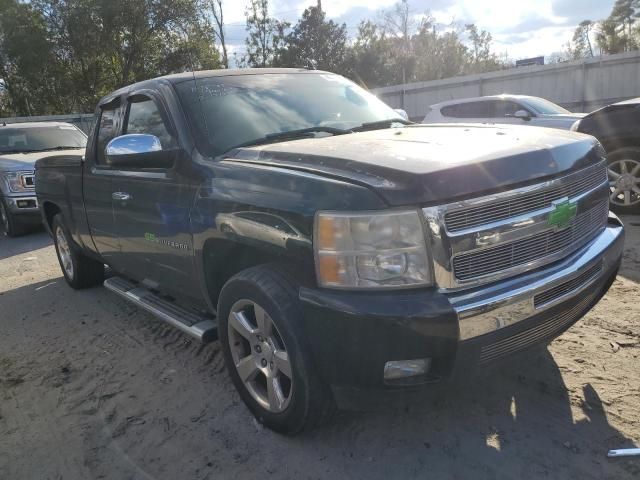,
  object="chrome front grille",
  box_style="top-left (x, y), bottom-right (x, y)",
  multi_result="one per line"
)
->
top-left (422, 160), bottom-right (610, 290)
top-left (444, 163), bottom-right (607, 233)
top-left (452, 200), bottom-right (608, 281)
